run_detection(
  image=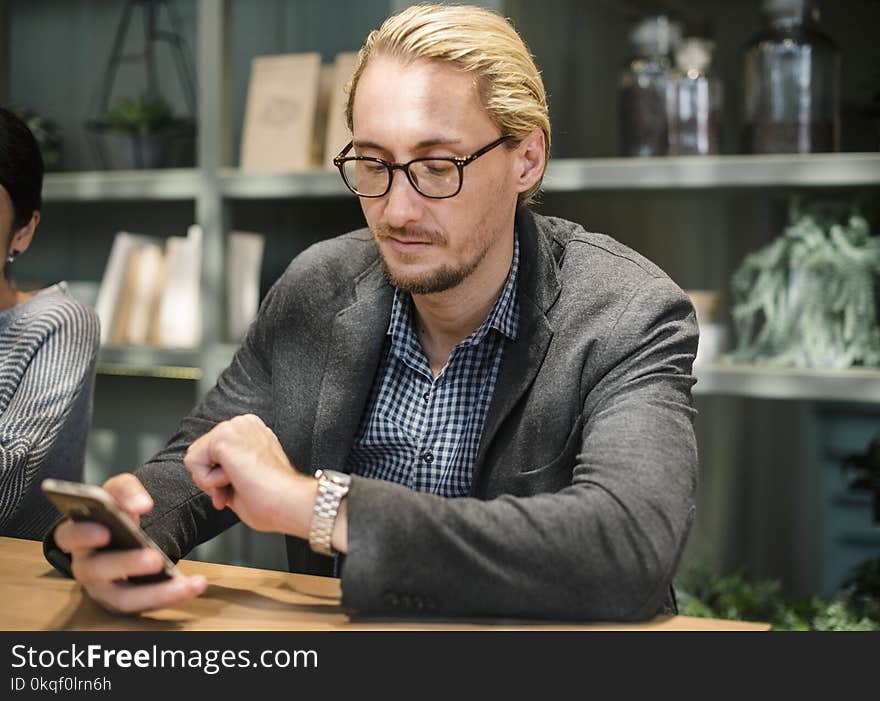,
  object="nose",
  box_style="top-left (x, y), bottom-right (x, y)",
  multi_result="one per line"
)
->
top-left (381, 168), bottom-right (422, 228)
